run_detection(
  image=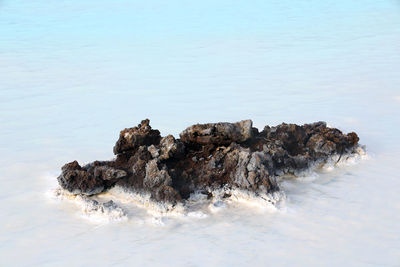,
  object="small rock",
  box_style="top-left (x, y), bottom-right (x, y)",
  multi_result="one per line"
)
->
top-left (143, 159), bottom-right (172, 188)
top-left (93, 166), bottom-right (127, 180)
top-left (57, 161), bottom-right (104, 195)
top-left (179, 120), bottom-right (253, 145)
top-left (147, 145), bottom-right (160, 158)
top-left (113, 119), bottom-right (161, 155)
top-left (159, 135), bottom-right (184, 160)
